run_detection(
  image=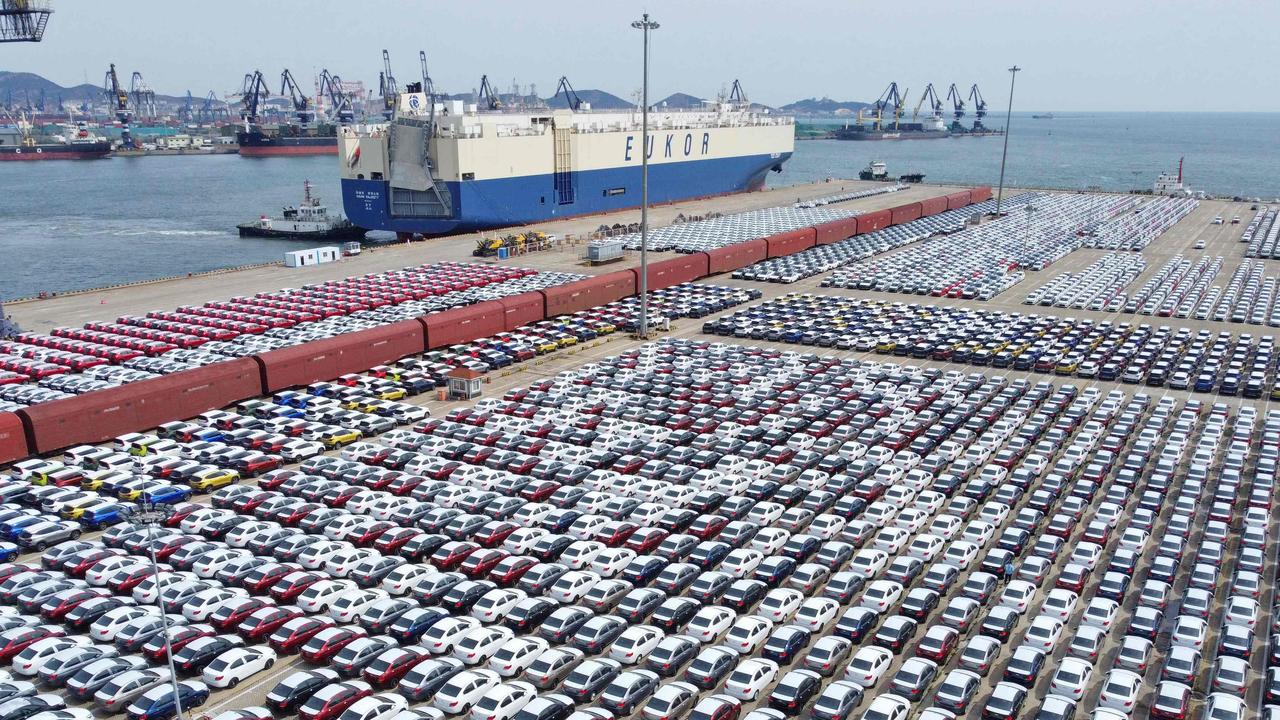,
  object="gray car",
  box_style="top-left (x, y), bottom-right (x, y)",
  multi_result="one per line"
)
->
top-left (643, 681), bottom-right (699, 720)
top-left (94, 669), bottom-right (170, 713)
